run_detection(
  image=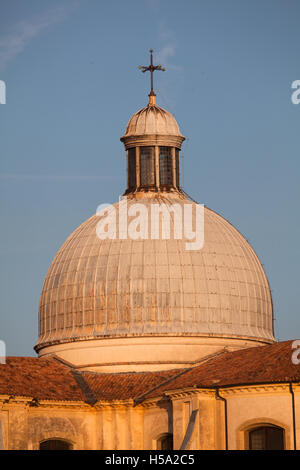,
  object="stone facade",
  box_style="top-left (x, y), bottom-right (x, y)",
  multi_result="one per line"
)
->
top-left (0, 341), bottom-right (299, 450)
top-left (0, 382), bottom-right (299, 450)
